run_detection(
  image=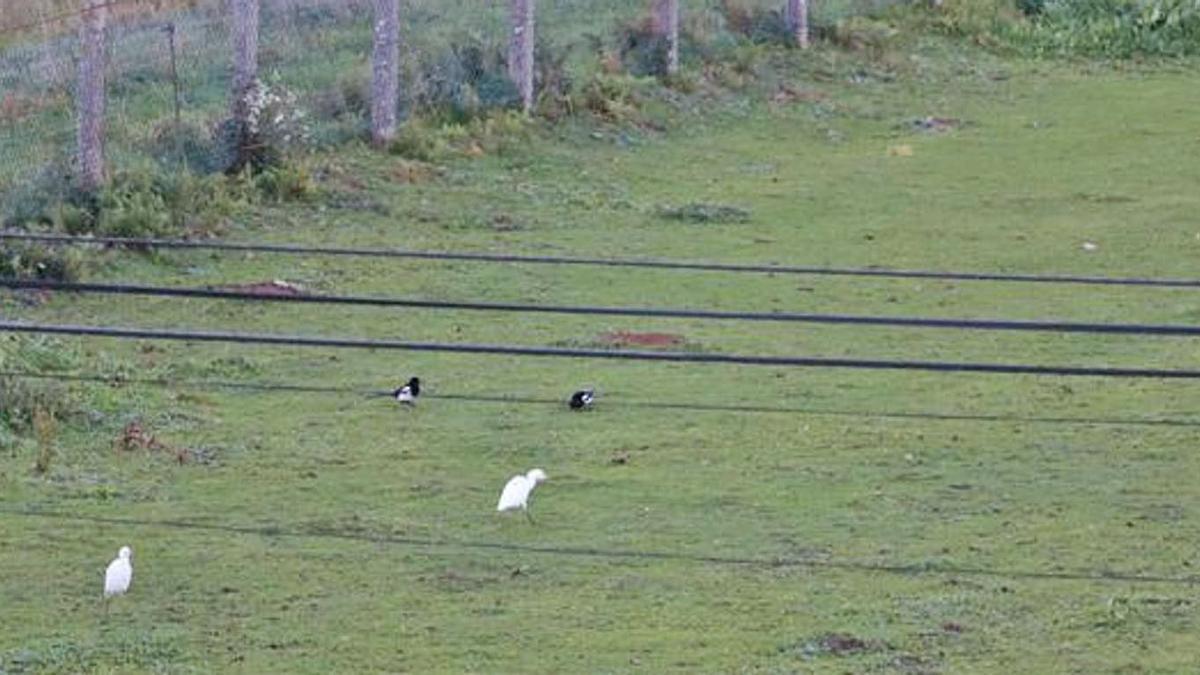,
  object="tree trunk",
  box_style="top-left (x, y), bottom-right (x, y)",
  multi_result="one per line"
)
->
top-left (785, 0), bottom-right (809, 49)
top-left (507, 0), bottom-right (535, 112)
top-left (77, 0), bottom-right (107, 192)
top-left (652, 0), bottom-right (679, 75)
top-left (229, 0), bottom-right (260, 127)
top-left (370, 0), bottom-right (401, 146)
